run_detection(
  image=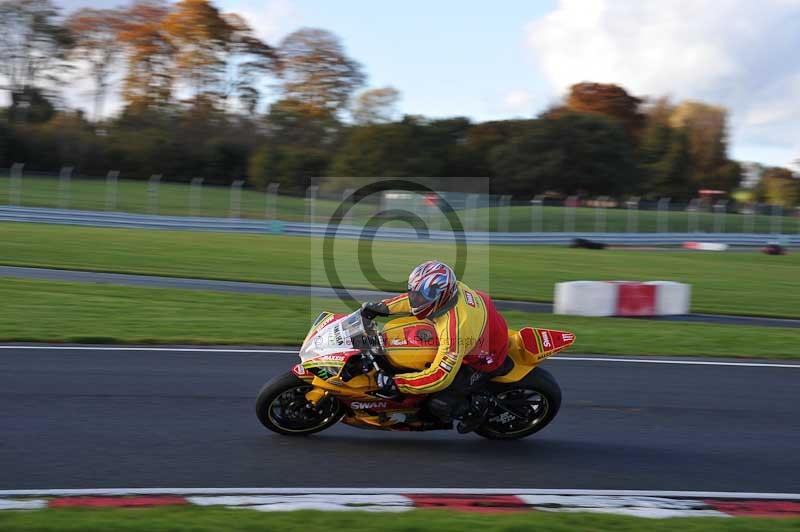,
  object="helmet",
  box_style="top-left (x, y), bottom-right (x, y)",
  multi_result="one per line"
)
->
top-left (407, 261), bottom-right (457, 319)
